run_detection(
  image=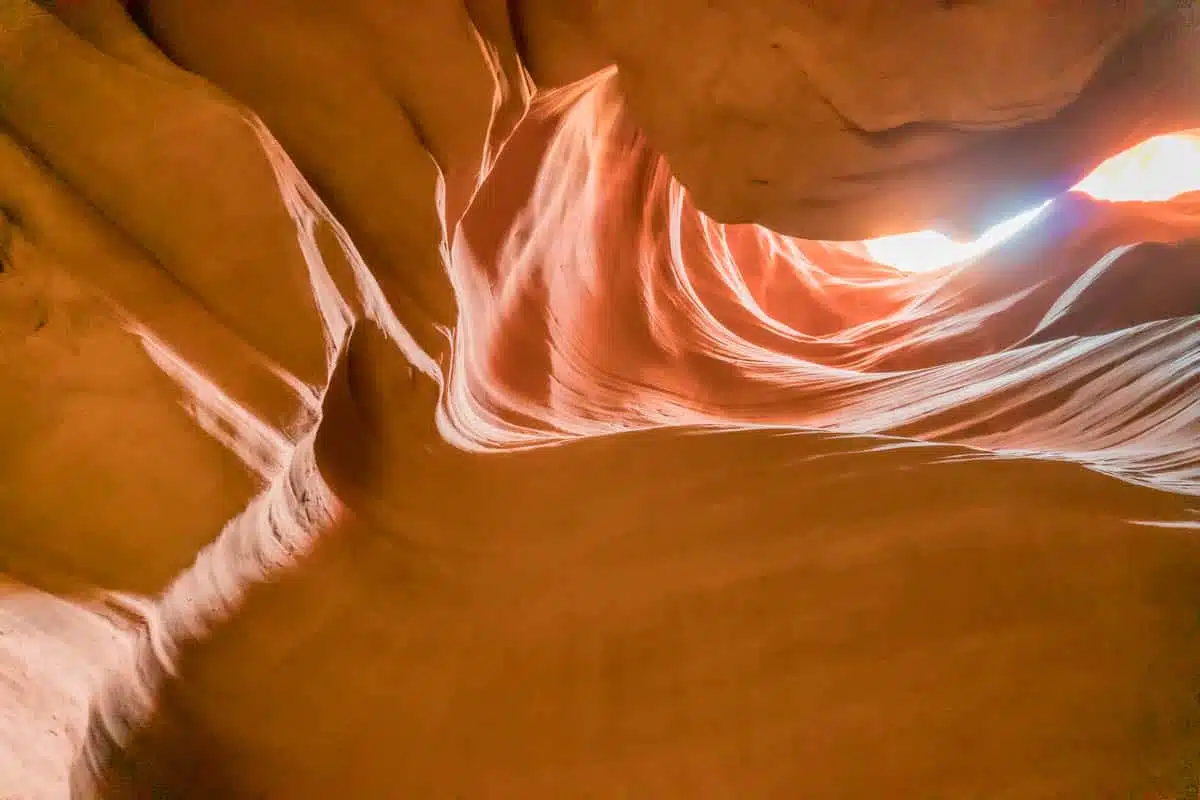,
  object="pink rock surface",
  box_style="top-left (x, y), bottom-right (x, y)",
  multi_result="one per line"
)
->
top-left (0, 1), bottom-right (1198, 797)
